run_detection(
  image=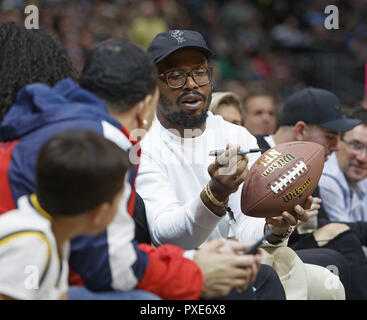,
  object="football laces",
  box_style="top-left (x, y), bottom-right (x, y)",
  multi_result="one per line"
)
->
top-left (270, 161), bottom-right (307, 194)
